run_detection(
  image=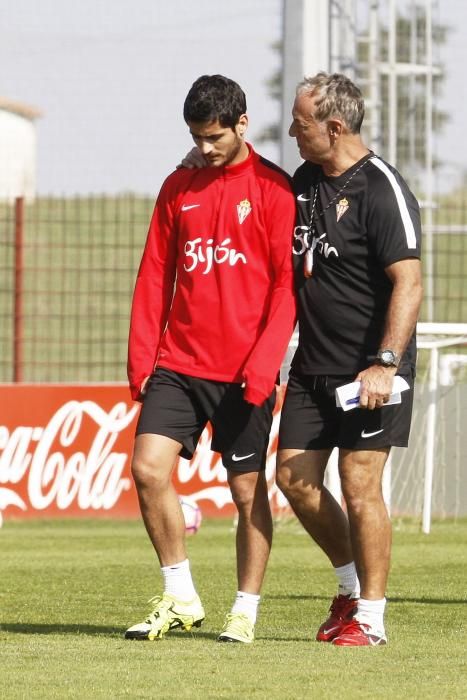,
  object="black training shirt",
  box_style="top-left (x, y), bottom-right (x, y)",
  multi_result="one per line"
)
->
top-left (291, 153), bottom-right (422, 376)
